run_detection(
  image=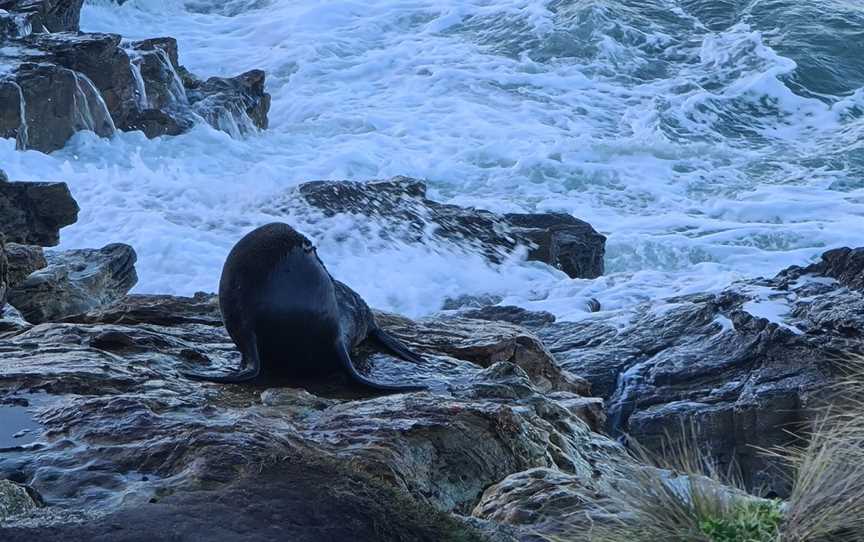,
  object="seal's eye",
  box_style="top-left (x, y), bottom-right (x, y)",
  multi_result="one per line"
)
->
top-left (302, 241), bottom-right (315, 253)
